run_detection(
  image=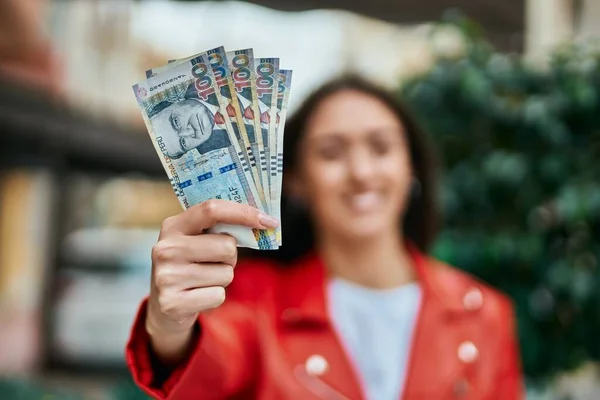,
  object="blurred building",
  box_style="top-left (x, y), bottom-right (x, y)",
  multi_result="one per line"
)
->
top-left (49, 0), bottom-right (470, 127)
